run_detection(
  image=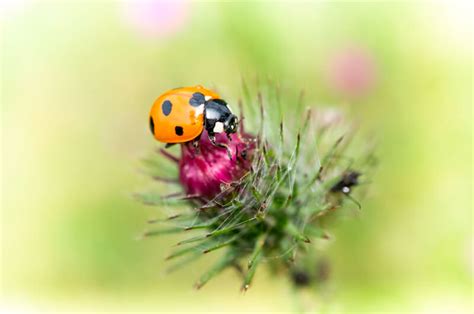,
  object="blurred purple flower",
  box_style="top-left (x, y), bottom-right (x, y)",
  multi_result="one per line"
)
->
top-left (179, 131), bottom-right (255, 200)
top-left (326, 46), bottom-right (377, 98)
top-left (120, 0), bottom-right (190, 38)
